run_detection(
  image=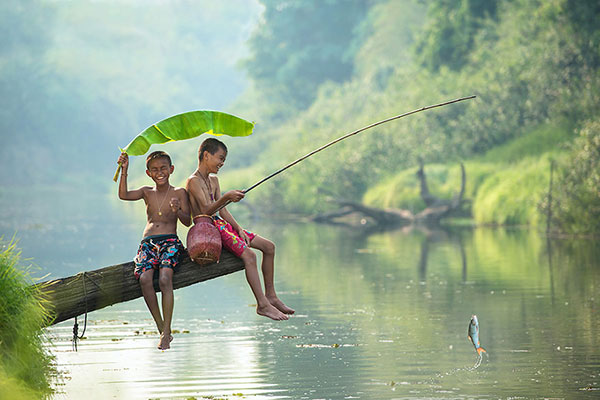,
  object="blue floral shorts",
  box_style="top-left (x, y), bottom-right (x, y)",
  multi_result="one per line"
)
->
top-left (134, 234), bottom-right (185, 279)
